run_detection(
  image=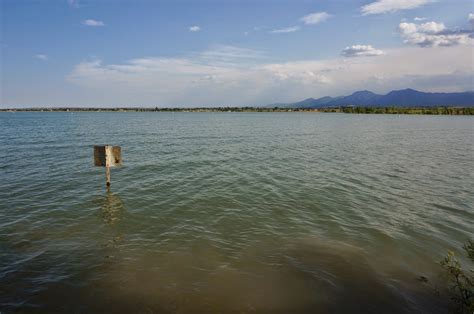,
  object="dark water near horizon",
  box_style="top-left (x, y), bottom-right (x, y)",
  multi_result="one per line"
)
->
top-left (0, 112), bottom-right (473, 313)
